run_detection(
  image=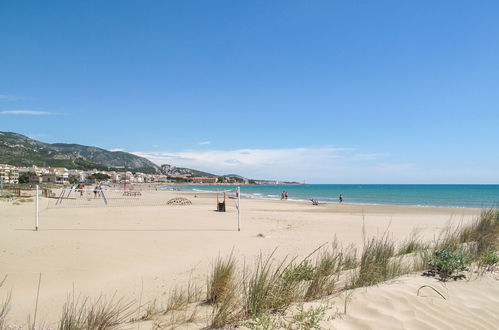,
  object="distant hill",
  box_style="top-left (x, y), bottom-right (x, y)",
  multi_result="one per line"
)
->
top-left (159, 164), bottom-right (216, 177)
top-left (0, 131), bottom-right (160, 173)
